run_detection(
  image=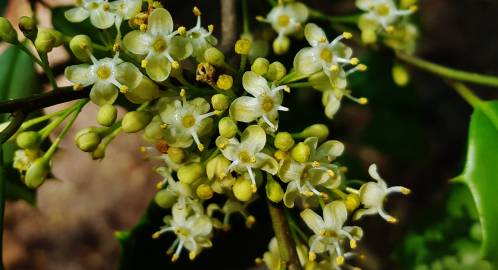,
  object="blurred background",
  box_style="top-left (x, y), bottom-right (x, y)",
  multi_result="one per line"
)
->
top-left (2, 0), bottom-right (498, 269)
